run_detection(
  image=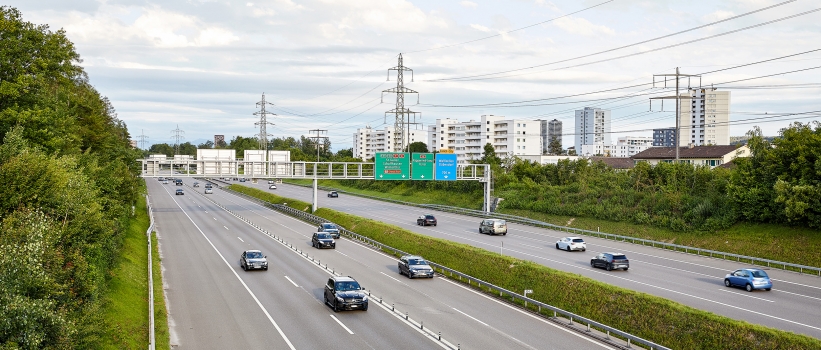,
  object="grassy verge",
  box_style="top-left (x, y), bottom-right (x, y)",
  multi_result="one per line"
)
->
top-left (285, 179), bottom-right (821, 269)
top-left (99, 194), bottom-right (170, 349)
top-left (229, 184), bottom-right (312, 212)
top-left (234, 186), bottom-right (821, 349)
